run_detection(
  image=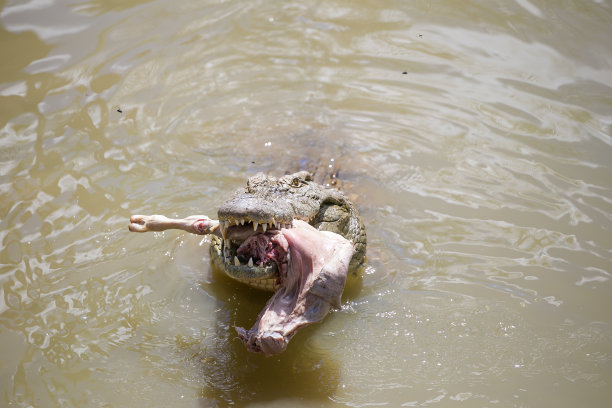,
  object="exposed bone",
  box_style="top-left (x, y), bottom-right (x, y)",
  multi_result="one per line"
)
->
top-left (129, 215), bottom-right (220, 236)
